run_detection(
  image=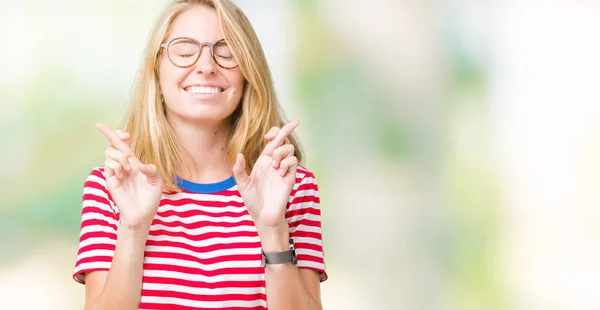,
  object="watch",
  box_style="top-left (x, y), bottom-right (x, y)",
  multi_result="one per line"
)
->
top-left (261, 238), bottom-right (298, 266)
